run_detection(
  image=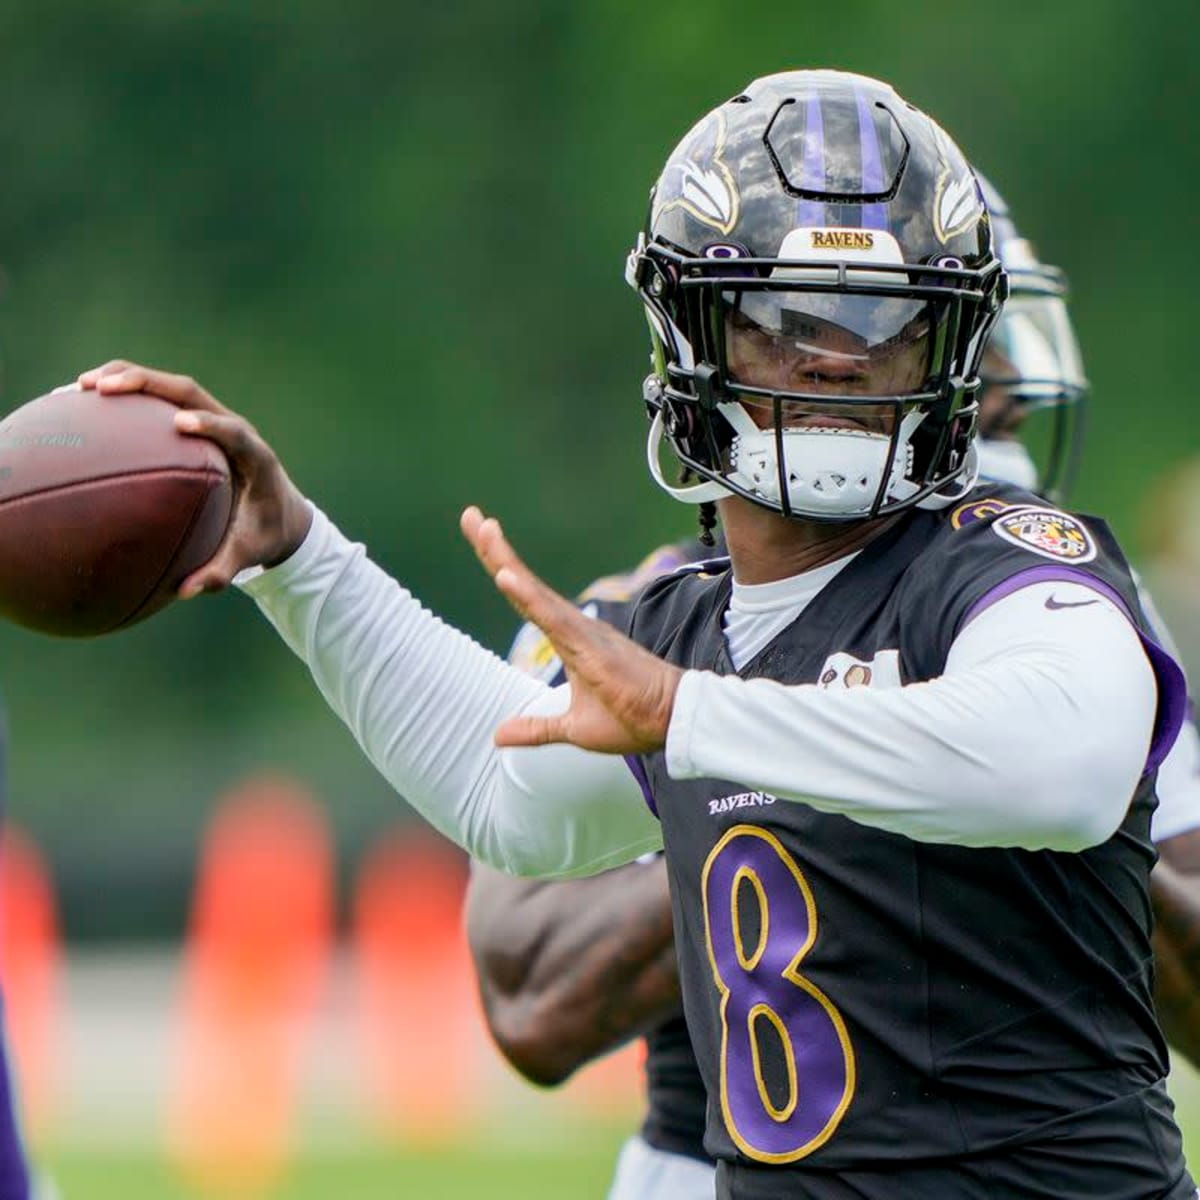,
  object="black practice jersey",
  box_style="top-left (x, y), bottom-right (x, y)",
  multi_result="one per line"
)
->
top-left (621, 485), bottom-right (1192, 1200)
top-left (641, 1012), bottom-right (710, 1164)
